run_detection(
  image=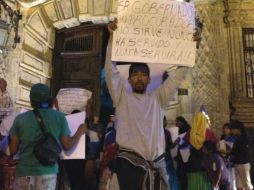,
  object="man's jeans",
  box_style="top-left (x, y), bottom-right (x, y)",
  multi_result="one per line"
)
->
top-left (14, 174), bottom-right (57, 190)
